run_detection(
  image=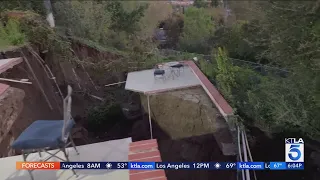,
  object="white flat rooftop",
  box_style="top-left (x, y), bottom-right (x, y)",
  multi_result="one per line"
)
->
top-left (0, 138), bottom-right (131, 180)
top-left (125, 63), bottom-right (201, 94)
